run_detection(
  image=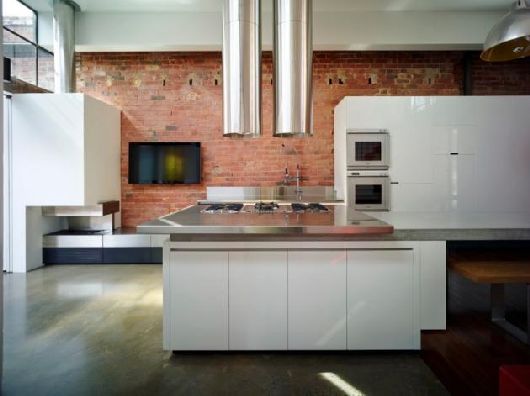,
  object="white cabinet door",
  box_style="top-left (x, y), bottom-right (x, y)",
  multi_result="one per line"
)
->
top-left (390, 183), bottom-right (440, 212)
top-left (228, 251), bottom-right (287, 350)
top-left (347, 250), bottom-right (419, 350)
top-left (166, 251), bottom-right (228, 351)
top-left (433, 154), bottom-right (477, 212)
top-left (389, 126), bottom-right (434, 184)
top-left (430, 125), bottom-right (477, 155)
top-left (288, 250), bottom-right (347, 350)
